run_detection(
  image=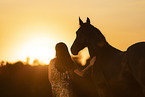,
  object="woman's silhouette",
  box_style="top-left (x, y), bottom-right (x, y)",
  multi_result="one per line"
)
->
top-left (49, 42), bottom-right (96, 97)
